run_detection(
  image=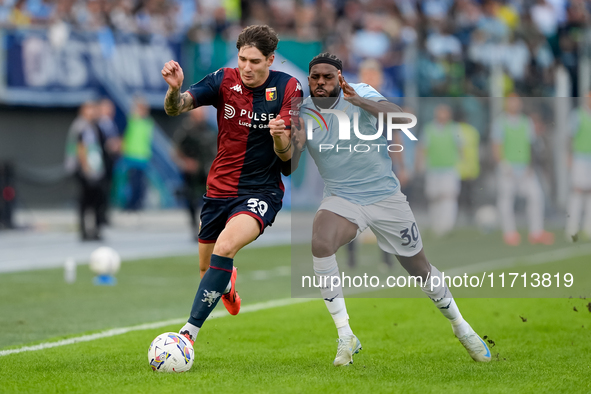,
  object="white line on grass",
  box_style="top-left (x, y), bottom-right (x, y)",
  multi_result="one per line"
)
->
top-left (0, 298), bottom-right (311, 357)
top-left (445, 243), bottom-right (591, 277)
top-left (2, 243), bottom-right (589, 357)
